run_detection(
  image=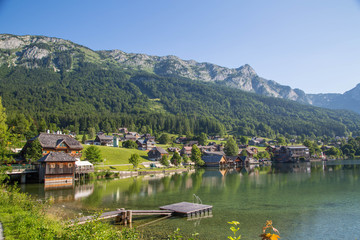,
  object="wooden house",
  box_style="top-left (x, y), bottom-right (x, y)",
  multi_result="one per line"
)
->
top-left (180, 146), bottom-right (192, 156)
top-left (202, 155), bottom-right (227, 167)
top-left (38, 152), bottom-right (76, 188)
top-left (128, 132), bottom-right (140, 139)
top-left (124, 134), bottom-right (137, 141)
top-left (94, 134), bottom-right (113, 146)
top-left (226, 156), bottom-right (242, 167)
top-left (119, 128), bottom-right (128, 134)
top-left (249, 137), bottom-right (266, 146)
top-left (136, 138), bottom-right (156, 150)
top-left (22, 133), bottom-right (83, 159)
top-left (272, 146), bottom-right (310, 162)
top-left (148, 147), bottom-right (169, 161)
top-left (185, 141), bottom-right (199, 147)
